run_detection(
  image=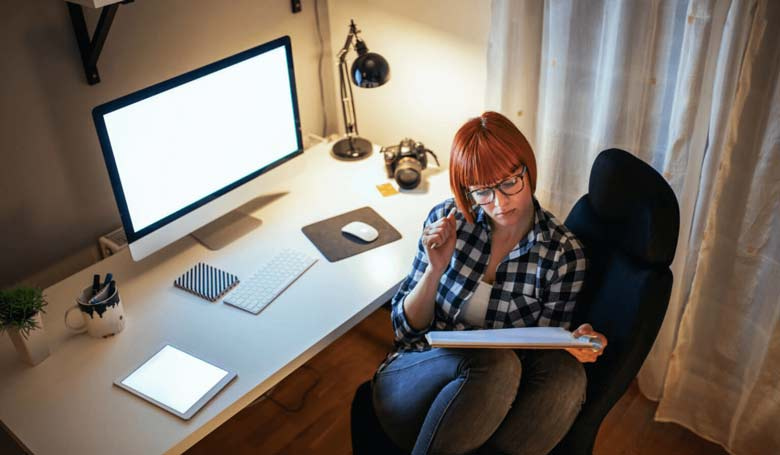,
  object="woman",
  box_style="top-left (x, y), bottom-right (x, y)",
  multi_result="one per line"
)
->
top-left (372, 112), bottom-right (608, 455)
